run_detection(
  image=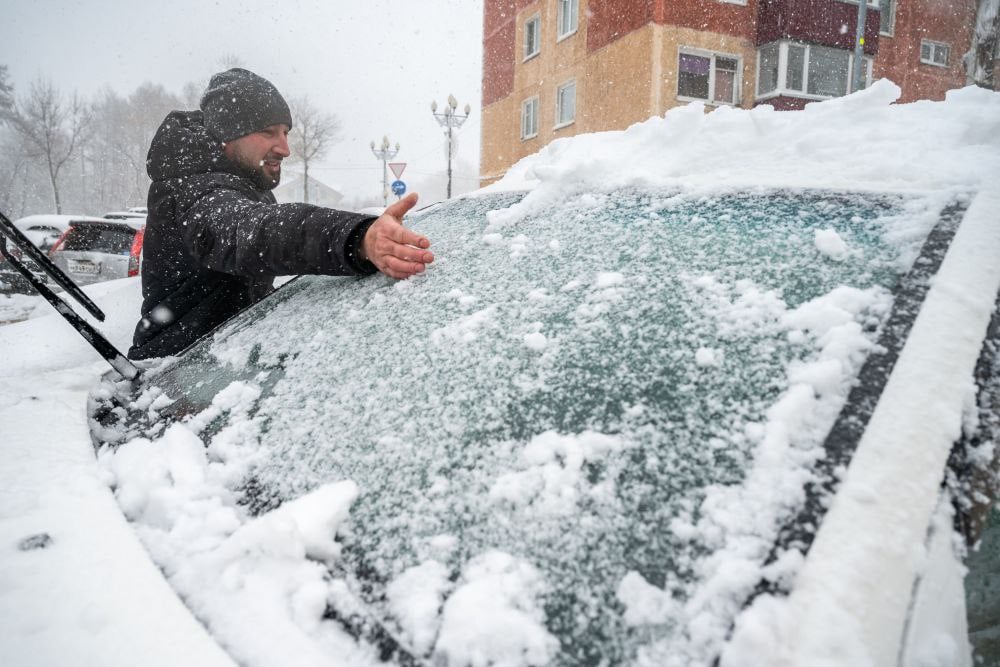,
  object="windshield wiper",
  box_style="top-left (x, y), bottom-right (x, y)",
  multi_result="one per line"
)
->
top-left (0, 209), bottom-right (140, 381)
